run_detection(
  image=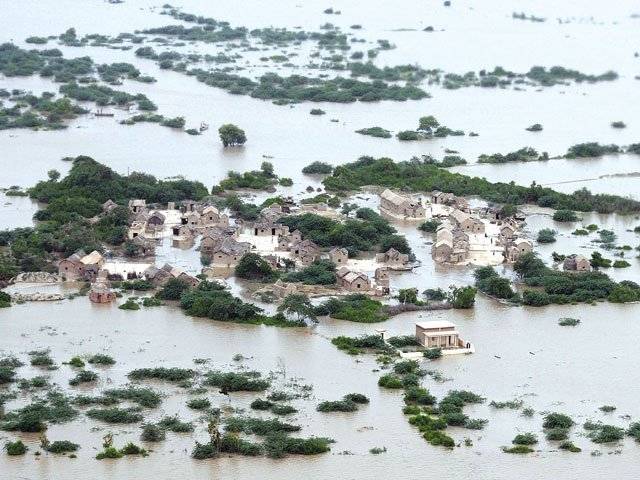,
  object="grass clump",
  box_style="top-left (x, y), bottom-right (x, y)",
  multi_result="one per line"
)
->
top-left (86, 407), bottom-right (143, 424)
top-left (127, 367), bottom-right (196, 383)
top-left (68, 370), bottom-right (98, 386)
top-left (503, 445), bottom-right (534, 454)
top-left (558, 317), bottom-right (580, 326)
top-left (490, 399), bottom-right (524, 410)
top-left (404, 387), bottom-right (436, 406)
top-left (545, 428), bottom-right (569, 441)
top-left (317, 399), bottom-right (358, 413)
top-left (263, 434), bottom-right (332, 458)
top-left (88, 354), bottom-right (115, 365)
top-left (96, 446), bottom-right (123, 460)
top-left (5, 440), bottom-right (28, 455)
top-left (45, 440), bottom-right (79, 454)
top-left (224, 417), bottom-right (300, 436)
top-left (103, 387), bottom-right (162, 408)
top-left (543, 412), bottom-right (574, 429)
top-left (331, 335), bottom-right (390, 355)
top-left (627, 422), bottom-right (640, 442)
top-left (356, 126), bottom-right (392, 138)
top-left (513, 432), bottom-right (538, 445)
top-left (599, 405), bottom-right (616, 413)
top-left (68, 356), bottom-right (85, 368)
top-left (585, 423), bottom-right (625, 443)
top-left (140, 423), bottom-right (166, 442)
top-left (186, 397), bottom-right (211, 410)
top-left (203, 371), bottom-right (270, 392)
top-left (559, 441), bottom-right (581, 452)
top-left (378, 374), bottom-right (404, 389)
top-left (157, 415), bottom-right (194, 432)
